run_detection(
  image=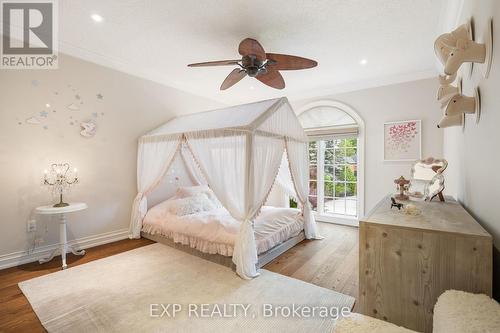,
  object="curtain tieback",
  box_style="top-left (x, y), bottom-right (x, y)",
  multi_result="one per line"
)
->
top-left (132, 192), bottom-right (148, 218)
top-left (243, 218), bottom-right (255, 228)
top-left (133, 192), bottom-right (144, 203)
top-left (300, 200), bottom-right (311, 215)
